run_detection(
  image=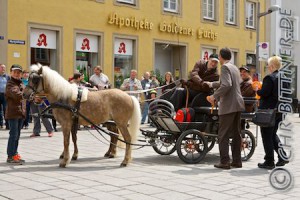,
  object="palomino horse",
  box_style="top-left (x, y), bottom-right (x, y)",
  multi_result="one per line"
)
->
top-left (23, 64), bottom-right (141, 167)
